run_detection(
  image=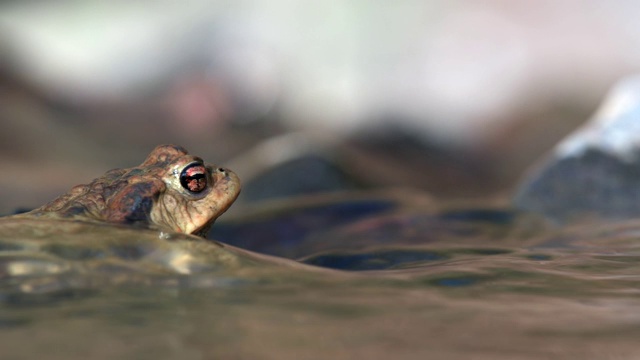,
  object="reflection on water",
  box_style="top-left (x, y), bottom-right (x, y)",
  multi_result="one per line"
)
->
top-left (3, 214), bottom-right (640, 359)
